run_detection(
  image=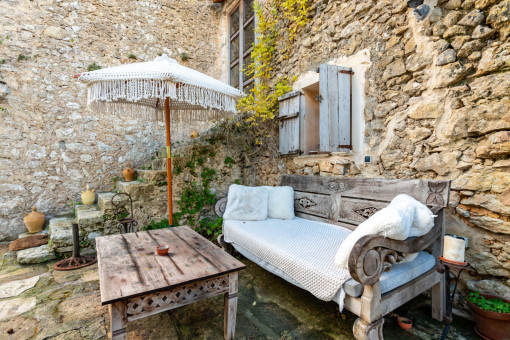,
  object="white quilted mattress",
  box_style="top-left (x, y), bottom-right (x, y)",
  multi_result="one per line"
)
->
top-left (223, 217), bottom-right (352, 304)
